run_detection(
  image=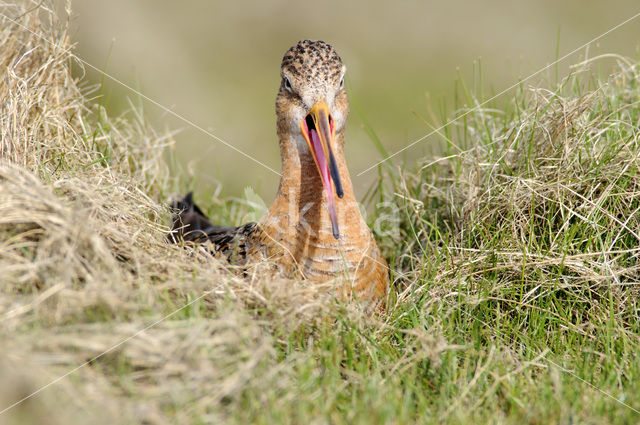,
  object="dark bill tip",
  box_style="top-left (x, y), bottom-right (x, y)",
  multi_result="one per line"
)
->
top-left (328, 149), bottom-right (344, 198)
top-left (331, 221), bottom-right (340, 240)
